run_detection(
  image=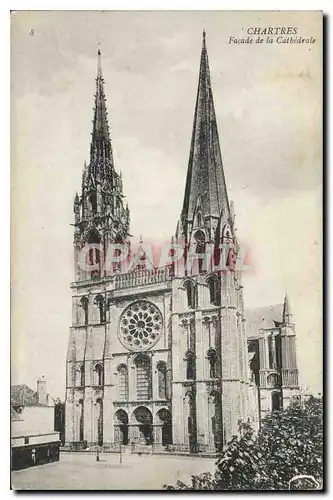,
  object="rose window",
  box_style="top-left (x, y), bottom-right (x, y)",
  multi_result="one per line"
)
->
top-left (118, 301), bottom-right (163, 351)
